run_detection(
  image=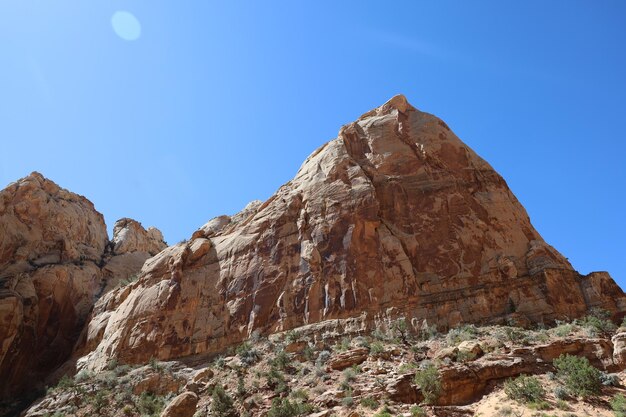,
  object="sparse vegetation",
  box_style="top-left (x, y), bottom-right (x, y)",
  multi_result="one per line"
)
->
top-left (211, 385), bottom-right (237, 417)
top-left (267, 398), bottom-right (313, 417)
top-left (446, 324), bottom-right (479, 345)
top-left (370, 341), bottom-right (384, 355)
top-left (577, 308), bottom-right (617, 336)
top-left (414, 361), bottom-right (441, 404)
top-left (504, 375), bottom-right (545, 403)
top-left (236, 341), bottom-right (261, 366)
top-left (612, 393), bottom-right (626, 417)
top-left (360, 397), bottom-right (379, 409)
top-left (410, 405), bottom-right (427, 417)
top-left (553, 354), bottom-right (602, 397)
